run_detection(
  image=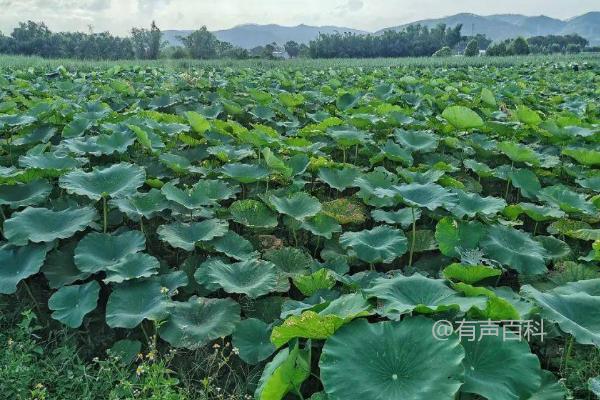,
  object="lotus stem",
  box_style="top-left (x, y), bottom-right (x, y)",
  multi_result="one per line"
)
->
top-left (140, 217), bottom-right (145, 234)
top-left (354, 144), bottom-right (358, 162)
top-left (409, 207), bottom-right (416, 267)
top-left (102, 197), bottom-right (108, 233)
top-left (23, 281), bottom-right (43, 319)
top-left (562, 336), bottom-right (574, 374)
top-left (342, 148), bottom-right (346, 164)
top-left (533, 222), bottom-right (538, 236)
